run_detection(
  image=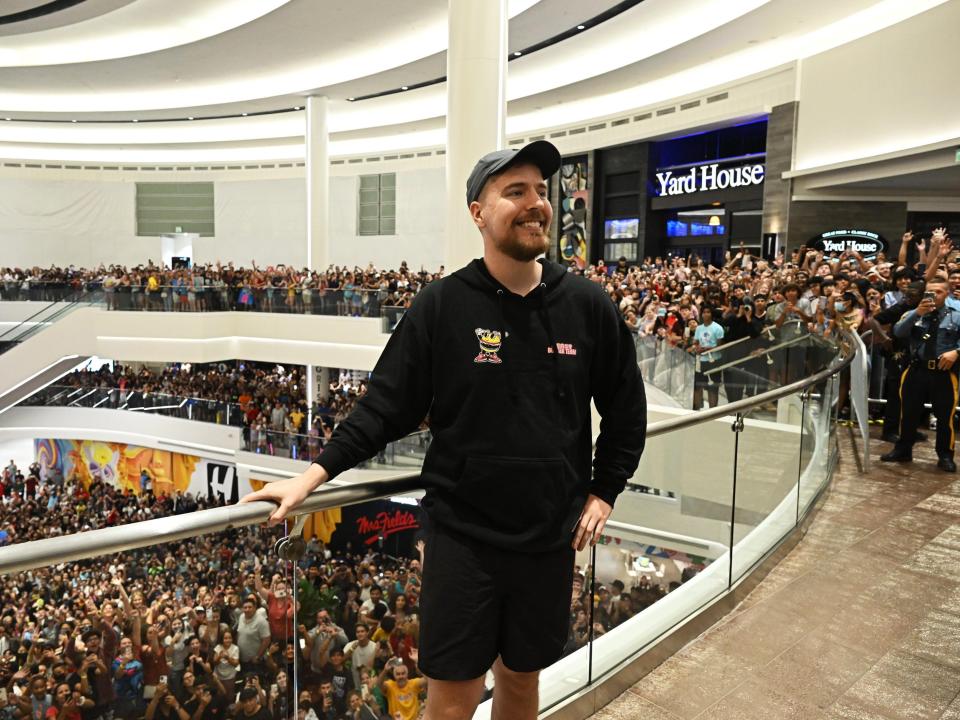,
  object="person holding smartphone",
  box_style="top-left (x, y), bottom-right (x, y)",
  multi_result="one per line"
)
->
top-left (884, 279), bottom-right (960, 471)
